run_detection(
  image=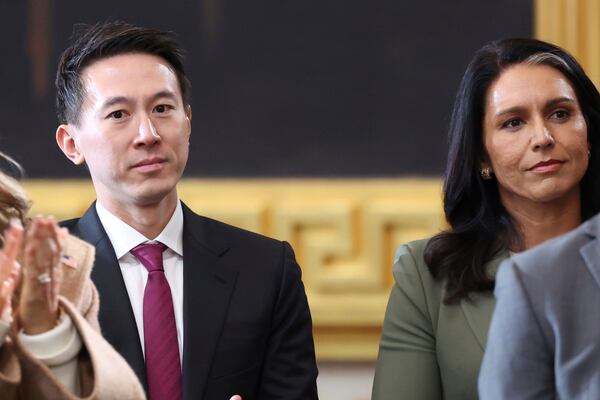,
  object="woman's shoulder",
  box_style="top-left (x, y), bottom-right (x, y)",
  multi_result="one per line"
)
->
top-left (393, 238), bottom-right (434, 278)
top-left (394, 237), bottom-right (508, 286)
top-left (62, 234), bottom-right (95, 273)
top-left (394, 237), bottom-right (429, 263)
top-left (59, 235), bottom-right (96, 307)
top-left (392, 237), bottom-right (445, 302)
